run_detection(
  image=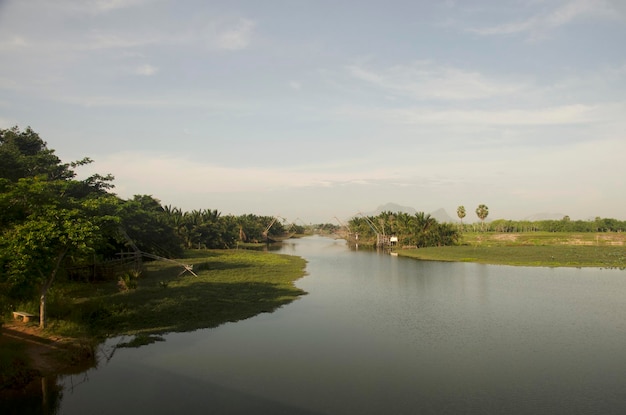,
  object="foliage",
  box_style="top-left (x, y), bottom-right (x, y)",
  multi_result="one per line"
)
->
top-left (119, 196), bottom-right (184, 257)
top-left (460, 217), bottom-right (626, 233)
top-left (0, 126), bottom-right (74, 182)
top-left (475, 204), bottom-right (489, 230)
top-left (0, 127), bottom-right (119, 327)
top-left (457, 206), bottom-right (466, 224)
top-left (117, 270), bottom-right (141, 292)
top-left (347, 211), bottom-right (460, 247)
